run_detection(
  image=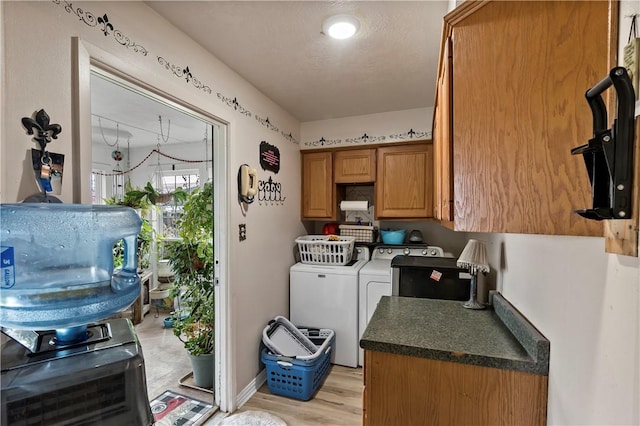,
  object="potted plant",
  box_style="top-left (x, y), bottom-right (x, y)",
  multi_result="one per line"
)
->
top-left (167, 182), bottom-right (214, 388)
top-left (106, 181), bottom-right (189, 270)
